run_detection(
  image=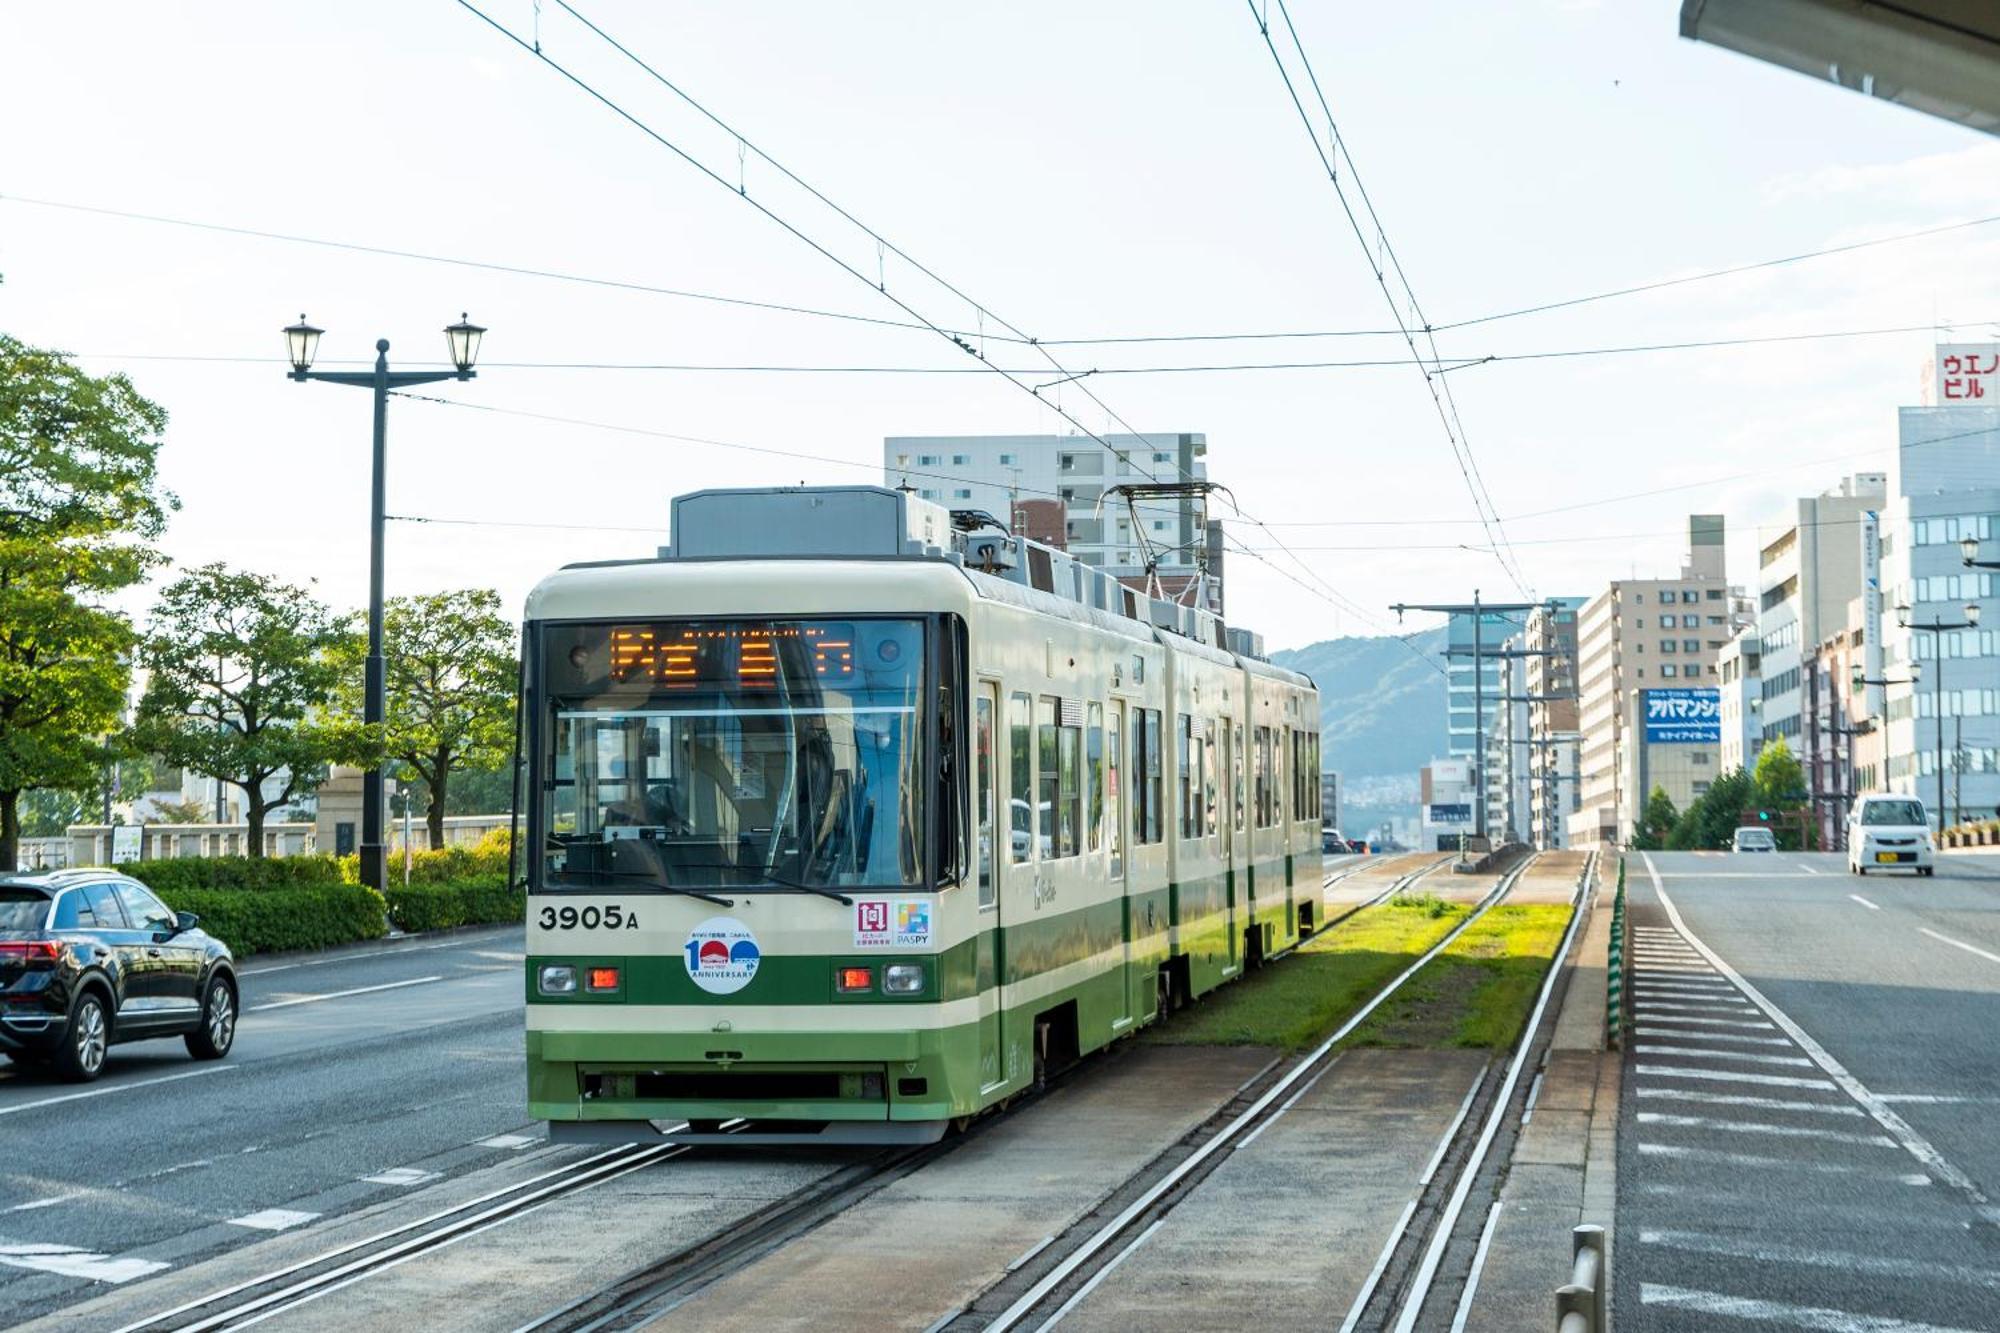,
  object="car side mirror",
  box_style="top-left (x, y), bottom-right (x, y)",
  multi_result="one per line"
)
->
top-left (171, 911), bottom-right (200, 935)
